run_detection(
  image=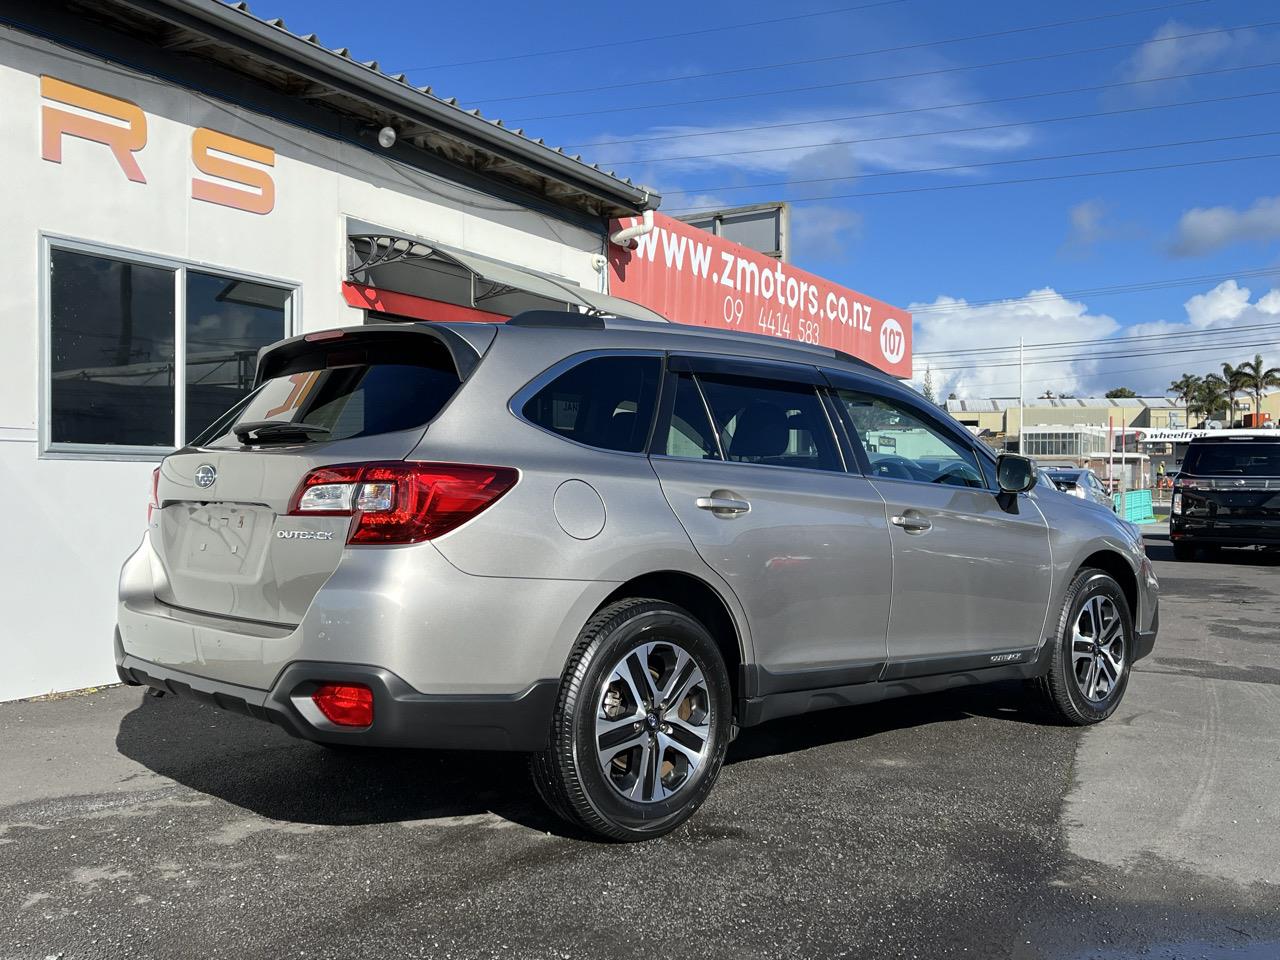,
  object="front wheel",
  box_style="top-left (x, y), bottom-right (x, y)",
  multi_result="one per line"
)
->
top-left (531, 599), bottom-right (732, 841)
top-left (1028, 569), bottom-right (1133, 725)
